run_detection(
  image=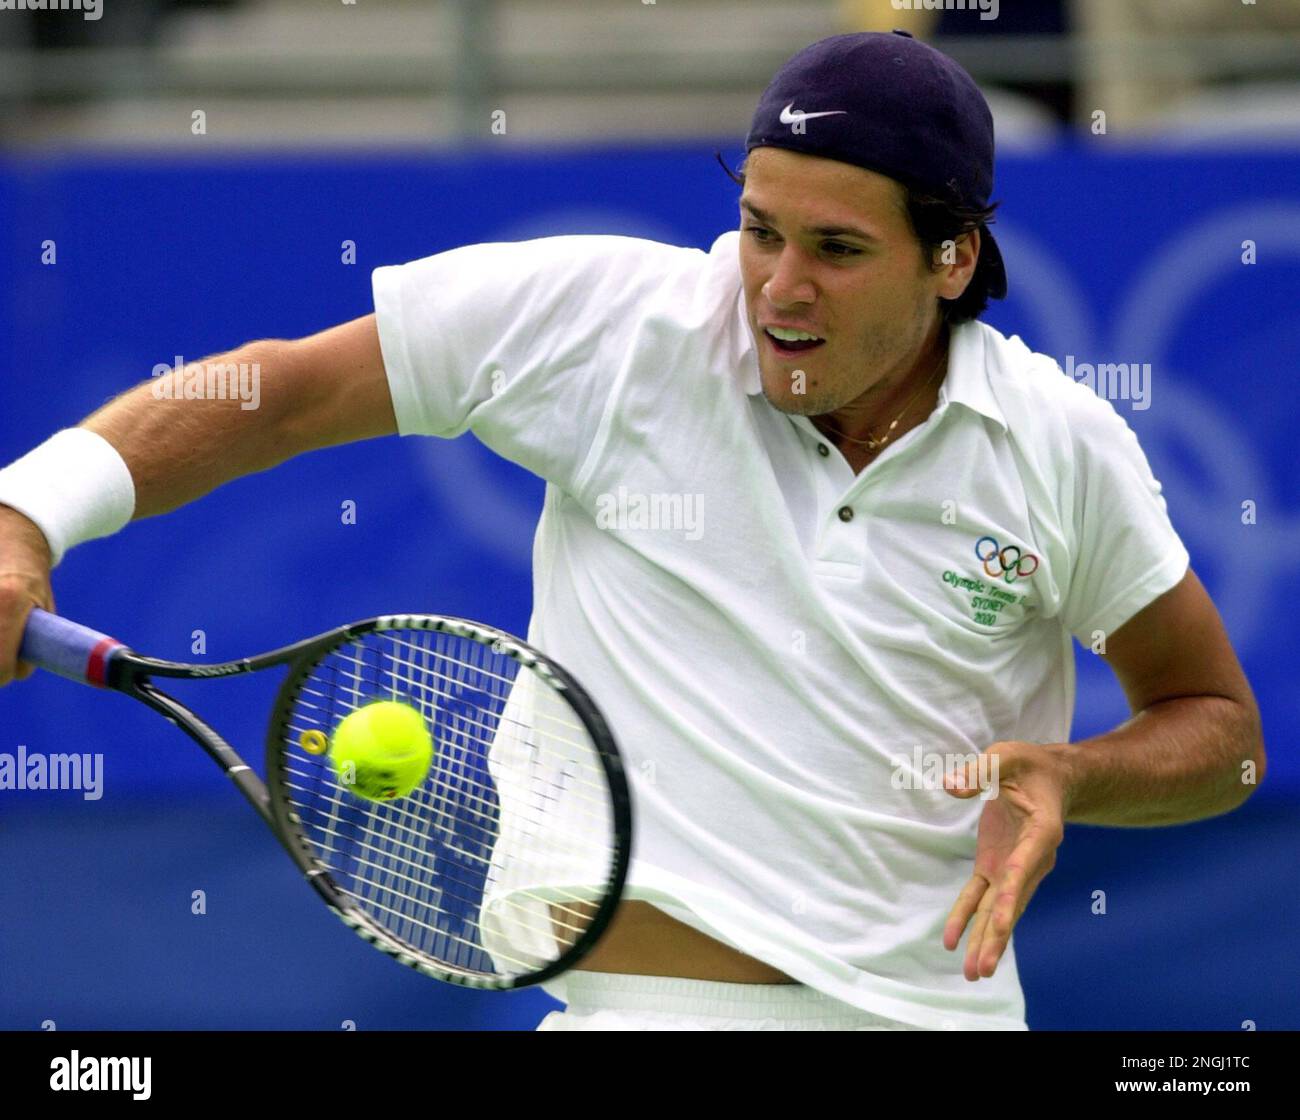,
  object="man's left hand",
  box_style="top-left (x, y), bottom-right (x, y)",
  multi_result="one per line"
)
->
top-left (941, 741), bottom-right (1072, 981)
